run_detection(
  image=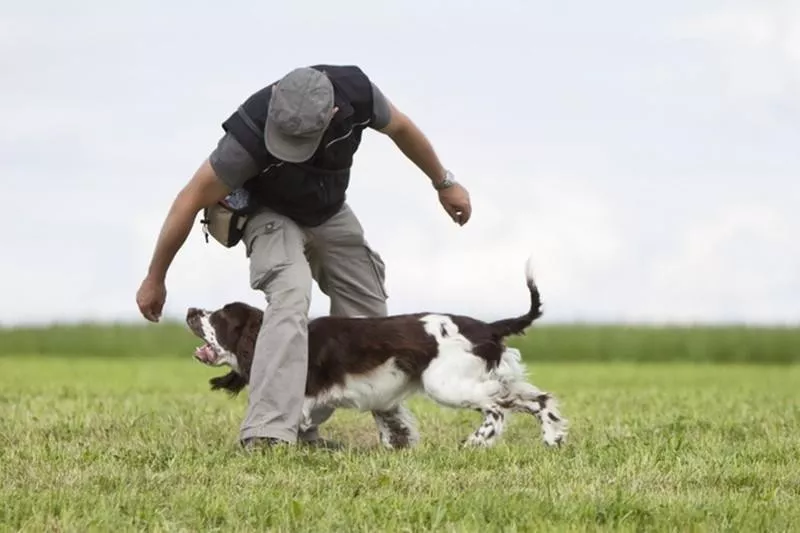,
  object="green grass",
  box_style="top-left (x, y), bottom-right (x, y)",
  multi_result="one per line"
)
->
top-left (1, 354), bottom-right (798, 532)
top-left (3, 321), bottom-right (800, 362)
